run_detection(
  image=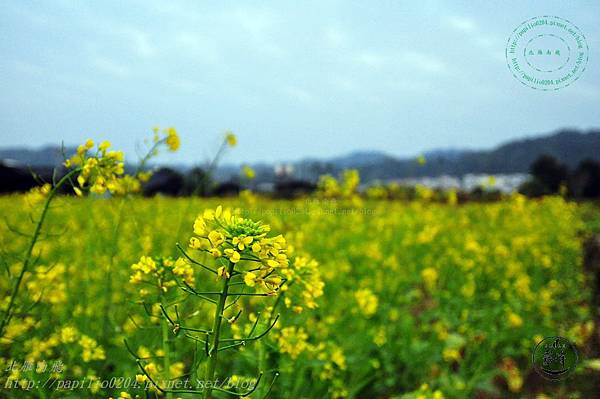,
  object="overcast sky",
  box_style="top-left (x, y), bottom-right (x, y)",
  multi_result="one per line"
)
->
top-left (1, 1), bottom-right (599, 164)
